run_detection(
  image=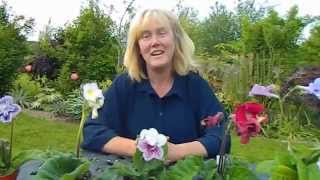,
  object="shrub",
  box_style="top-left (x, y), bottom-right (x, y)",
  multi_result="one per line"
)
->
top-left (0, 3), bottom-right (34, 95)
top-left (12, 74), bottom-right (42, 97)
